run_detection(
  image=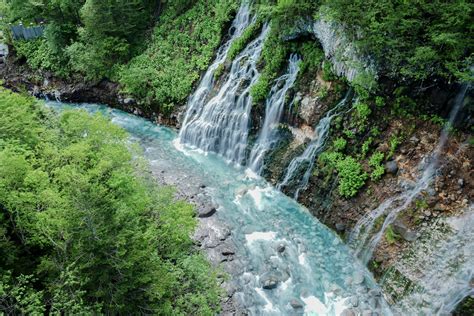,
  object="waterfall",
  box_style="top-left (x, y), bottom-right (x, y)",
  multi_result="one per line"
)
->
top-left (277, 91), bottom-right (352, 199)
top-left (179, 20), bottom-right (269, 164)
top-left (247, 54), bottom-right (300, 175)
top-left (349, 84), bottom-right (469, 264)
top-left (179, 2), bottom-right (254, 132)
